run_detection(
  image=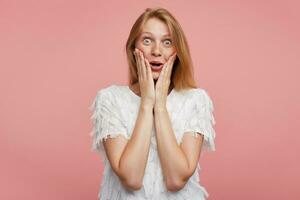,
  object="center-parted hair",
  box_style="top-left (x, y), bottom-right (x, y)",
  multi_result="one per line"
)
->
top-left (125, 7), bottom-right (198, 91)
